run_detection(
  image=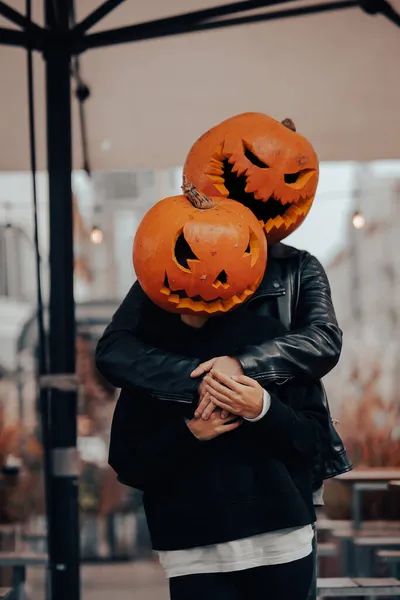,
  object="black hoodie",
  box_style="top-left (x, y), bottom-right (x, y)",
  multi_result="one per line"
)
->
top-left (109, 300), bottom-right (329, 551)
